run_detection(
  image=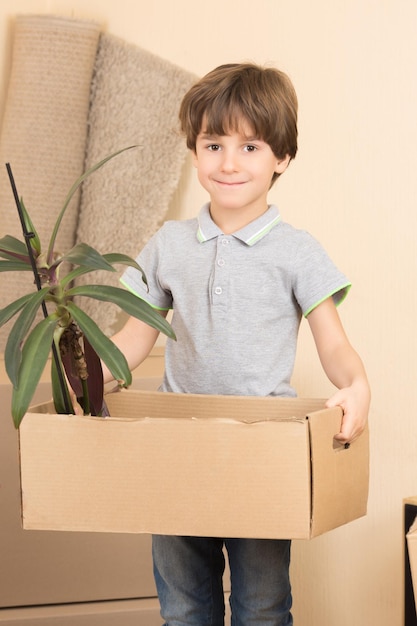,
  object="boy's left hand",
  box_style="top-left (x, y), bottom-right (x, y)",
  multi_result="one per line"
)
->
top-left (307, 298), bottom-right (370, 446)
top-left (325, 382), bottom-right (370, 445)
